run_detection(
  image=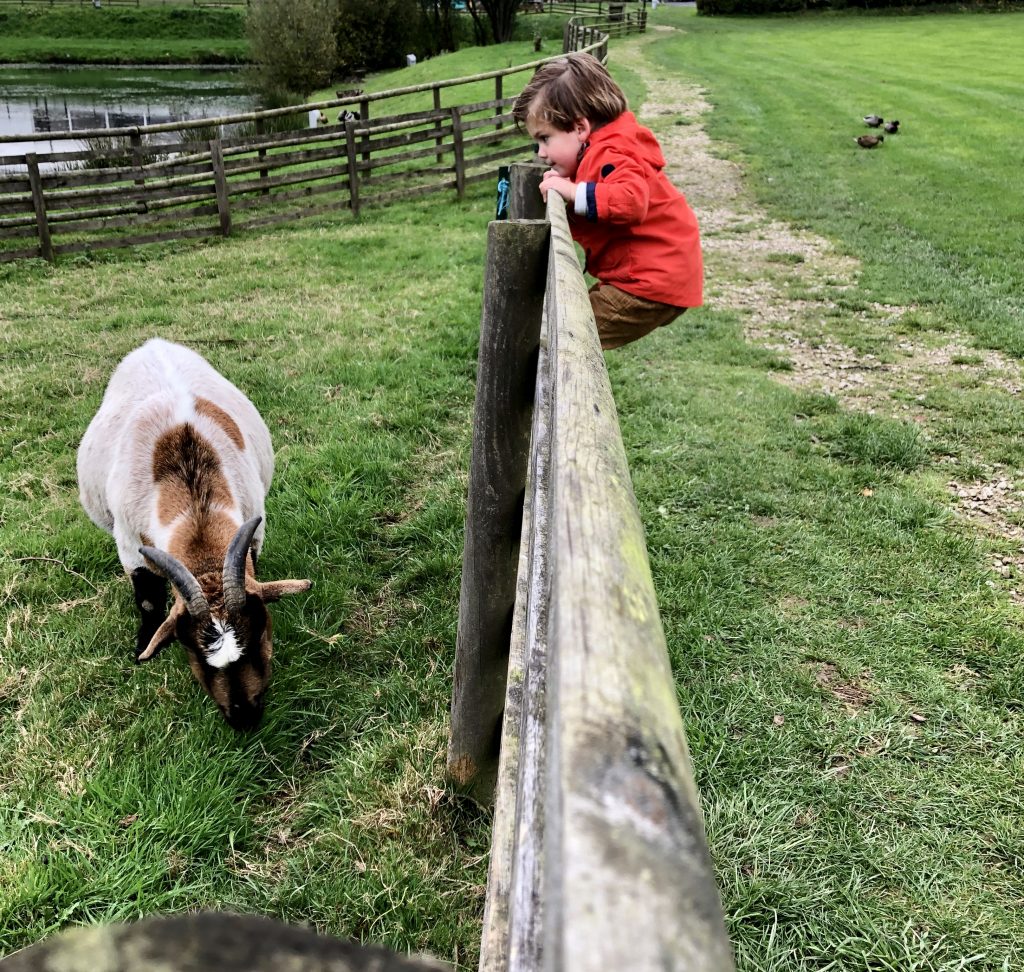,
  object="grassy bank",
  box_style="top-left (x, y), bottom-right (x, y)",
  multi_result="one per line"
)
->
top-left (0, 6), bottom-right (247, 64)
top-left (0, 6), bottom-right (564, 67)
